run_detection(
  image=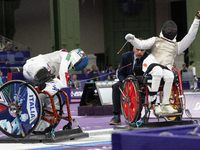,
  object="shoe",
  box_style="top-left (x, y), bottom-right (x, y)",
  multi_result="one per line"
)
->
top-left (154, 105), bottom-right (162, 115)
top-left (161, 105), bottom-right (178, 114)
top-left (109, 115), bottom-right (121, 125)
